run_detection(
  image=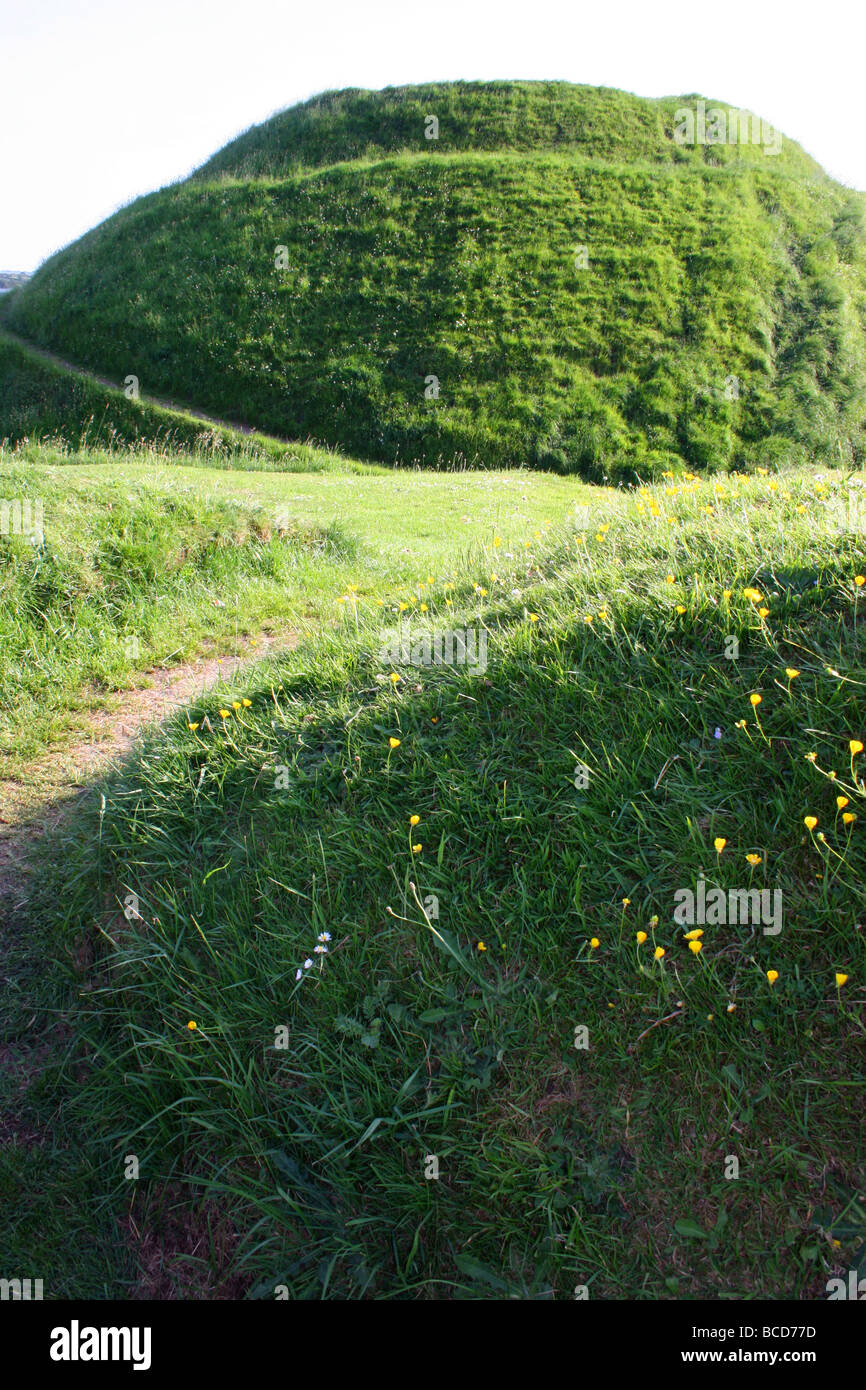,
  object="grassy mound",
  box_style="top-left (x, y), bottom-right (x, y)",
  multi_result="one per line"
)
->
top-left (28, 466), bottom-right (866, 1297)
top-left (3, 82), bottom-right (865, 475)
